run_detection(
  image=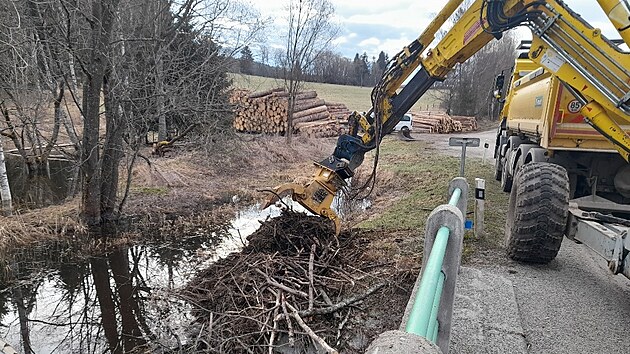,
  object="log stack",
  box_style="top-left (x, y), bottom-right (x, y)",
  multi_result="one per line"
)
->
top-left (231, 88), bottom-right (348, 138)
top-left (451, 115), bottom-right (479, 132)
top-left (325, 102), bottom-right (352, 121)
top-left (410, 111), bottom-right (477, 134)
